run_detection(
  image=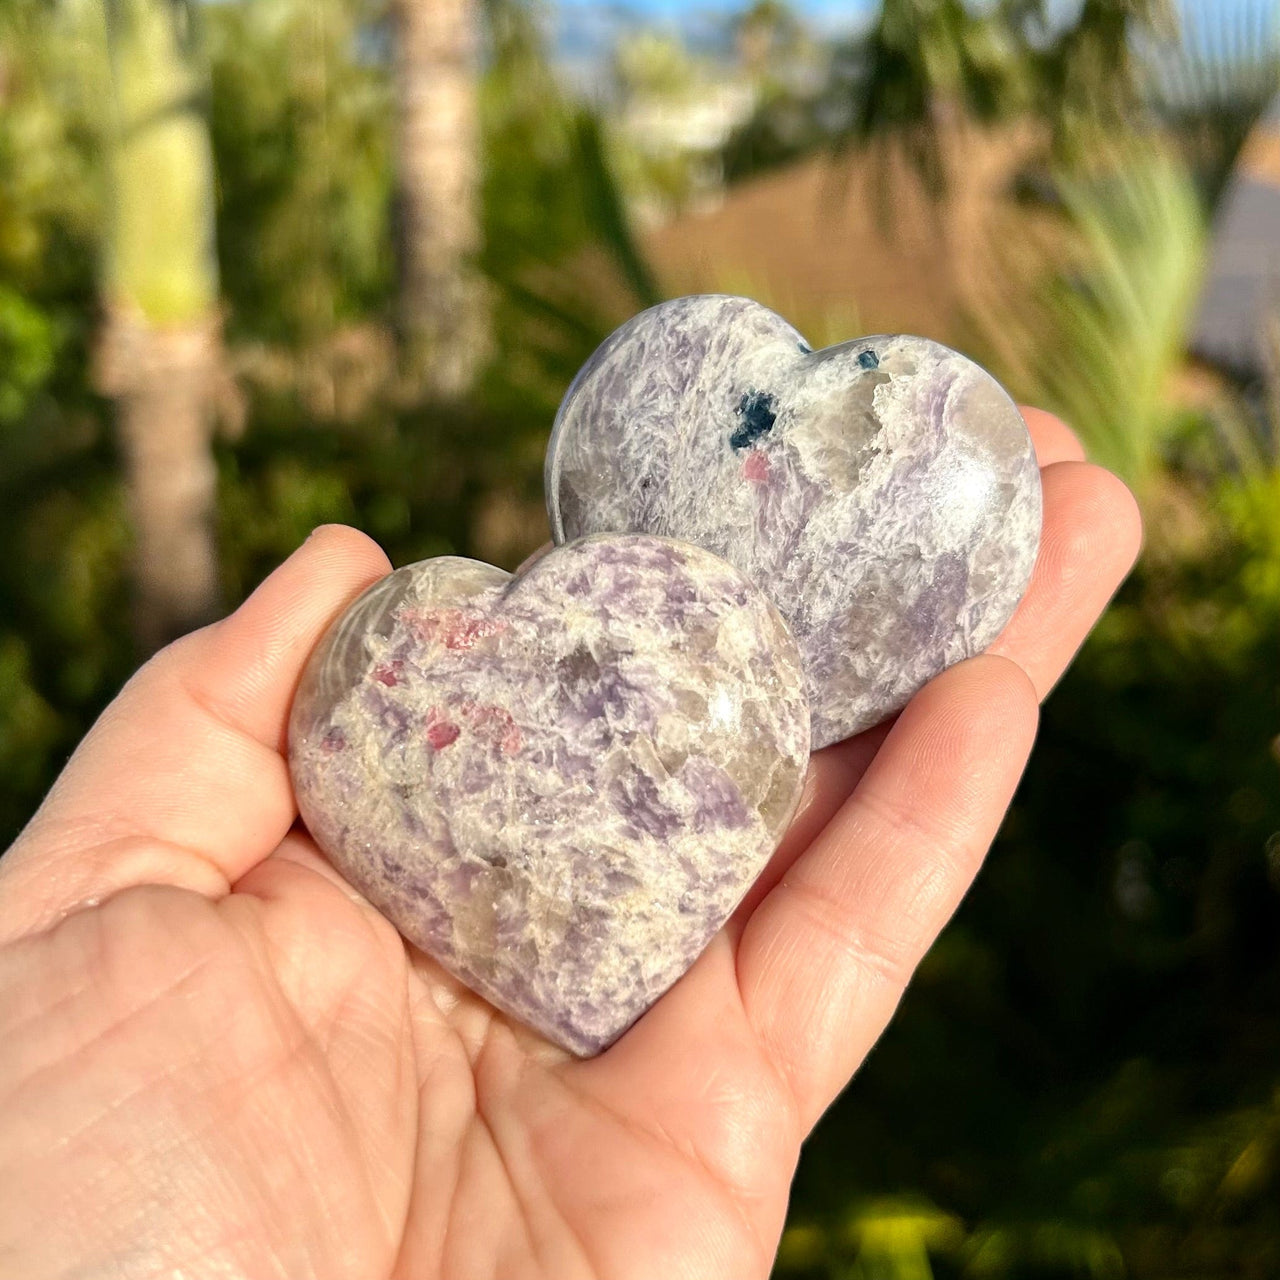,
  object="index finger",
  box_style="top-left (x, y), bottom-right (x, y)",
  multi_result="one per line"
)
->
top-left (0, 526), bottom-right (390, 943)
top-left (1022, 407), bottom-right (1086, 466)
